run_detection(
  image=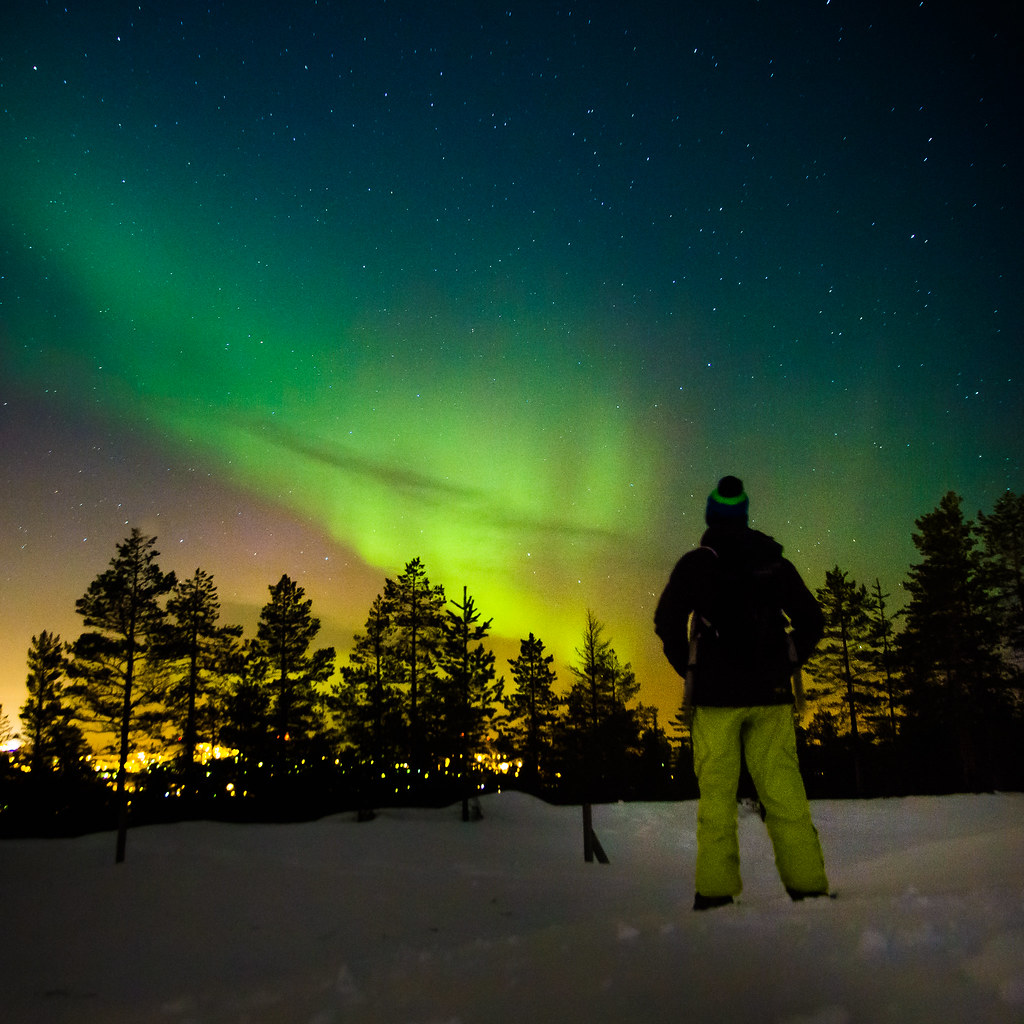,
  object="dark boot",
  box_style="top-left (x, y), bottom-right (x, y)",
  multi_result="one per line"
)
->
top-left (787, 888), bottom-right (835, 902)
top-left (693, 893), bottom-right (735, 911)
